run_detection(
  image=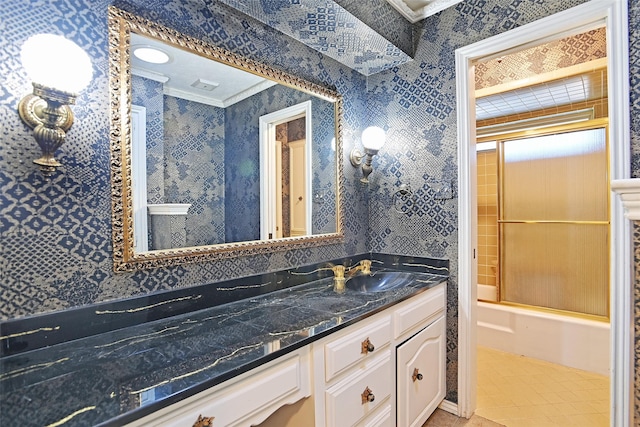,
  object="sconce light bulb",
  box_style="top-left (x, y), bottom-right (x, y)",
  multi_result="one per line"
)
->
top-left (361, 126), bottom-right (386, 151)
top-left (21, 34), bottom-right (93, 94)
